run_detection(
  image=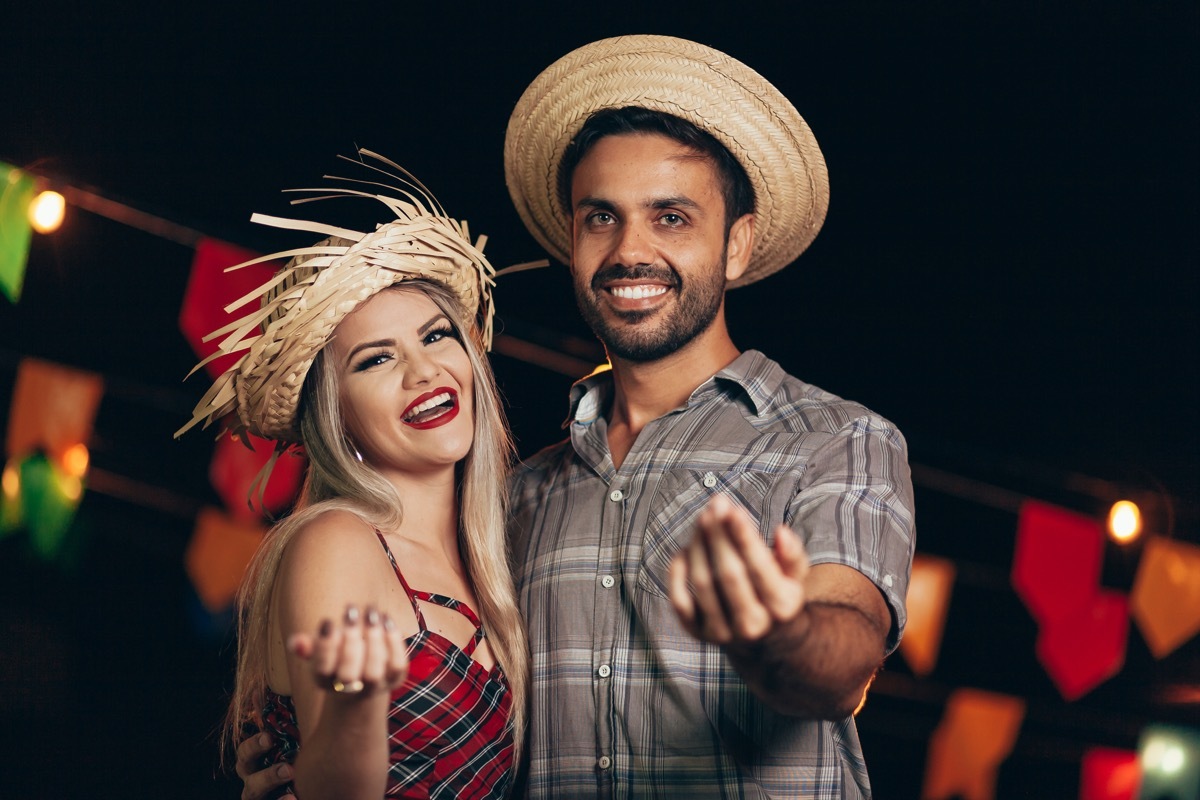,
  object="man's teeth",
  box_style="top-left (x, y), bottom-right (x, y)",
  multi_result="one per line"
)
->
top-left (404, 392), bottom-right (452, 421)
top-left (610, 285), bottom-right (668, 299)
